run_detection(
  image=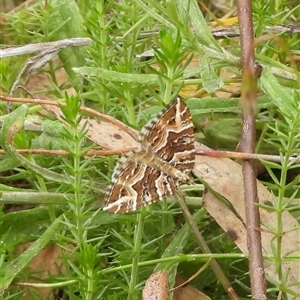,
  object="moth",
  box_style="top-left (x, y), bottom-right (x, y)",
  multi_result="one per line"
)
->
top-left (103, 98), bottom-right (195, 213)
